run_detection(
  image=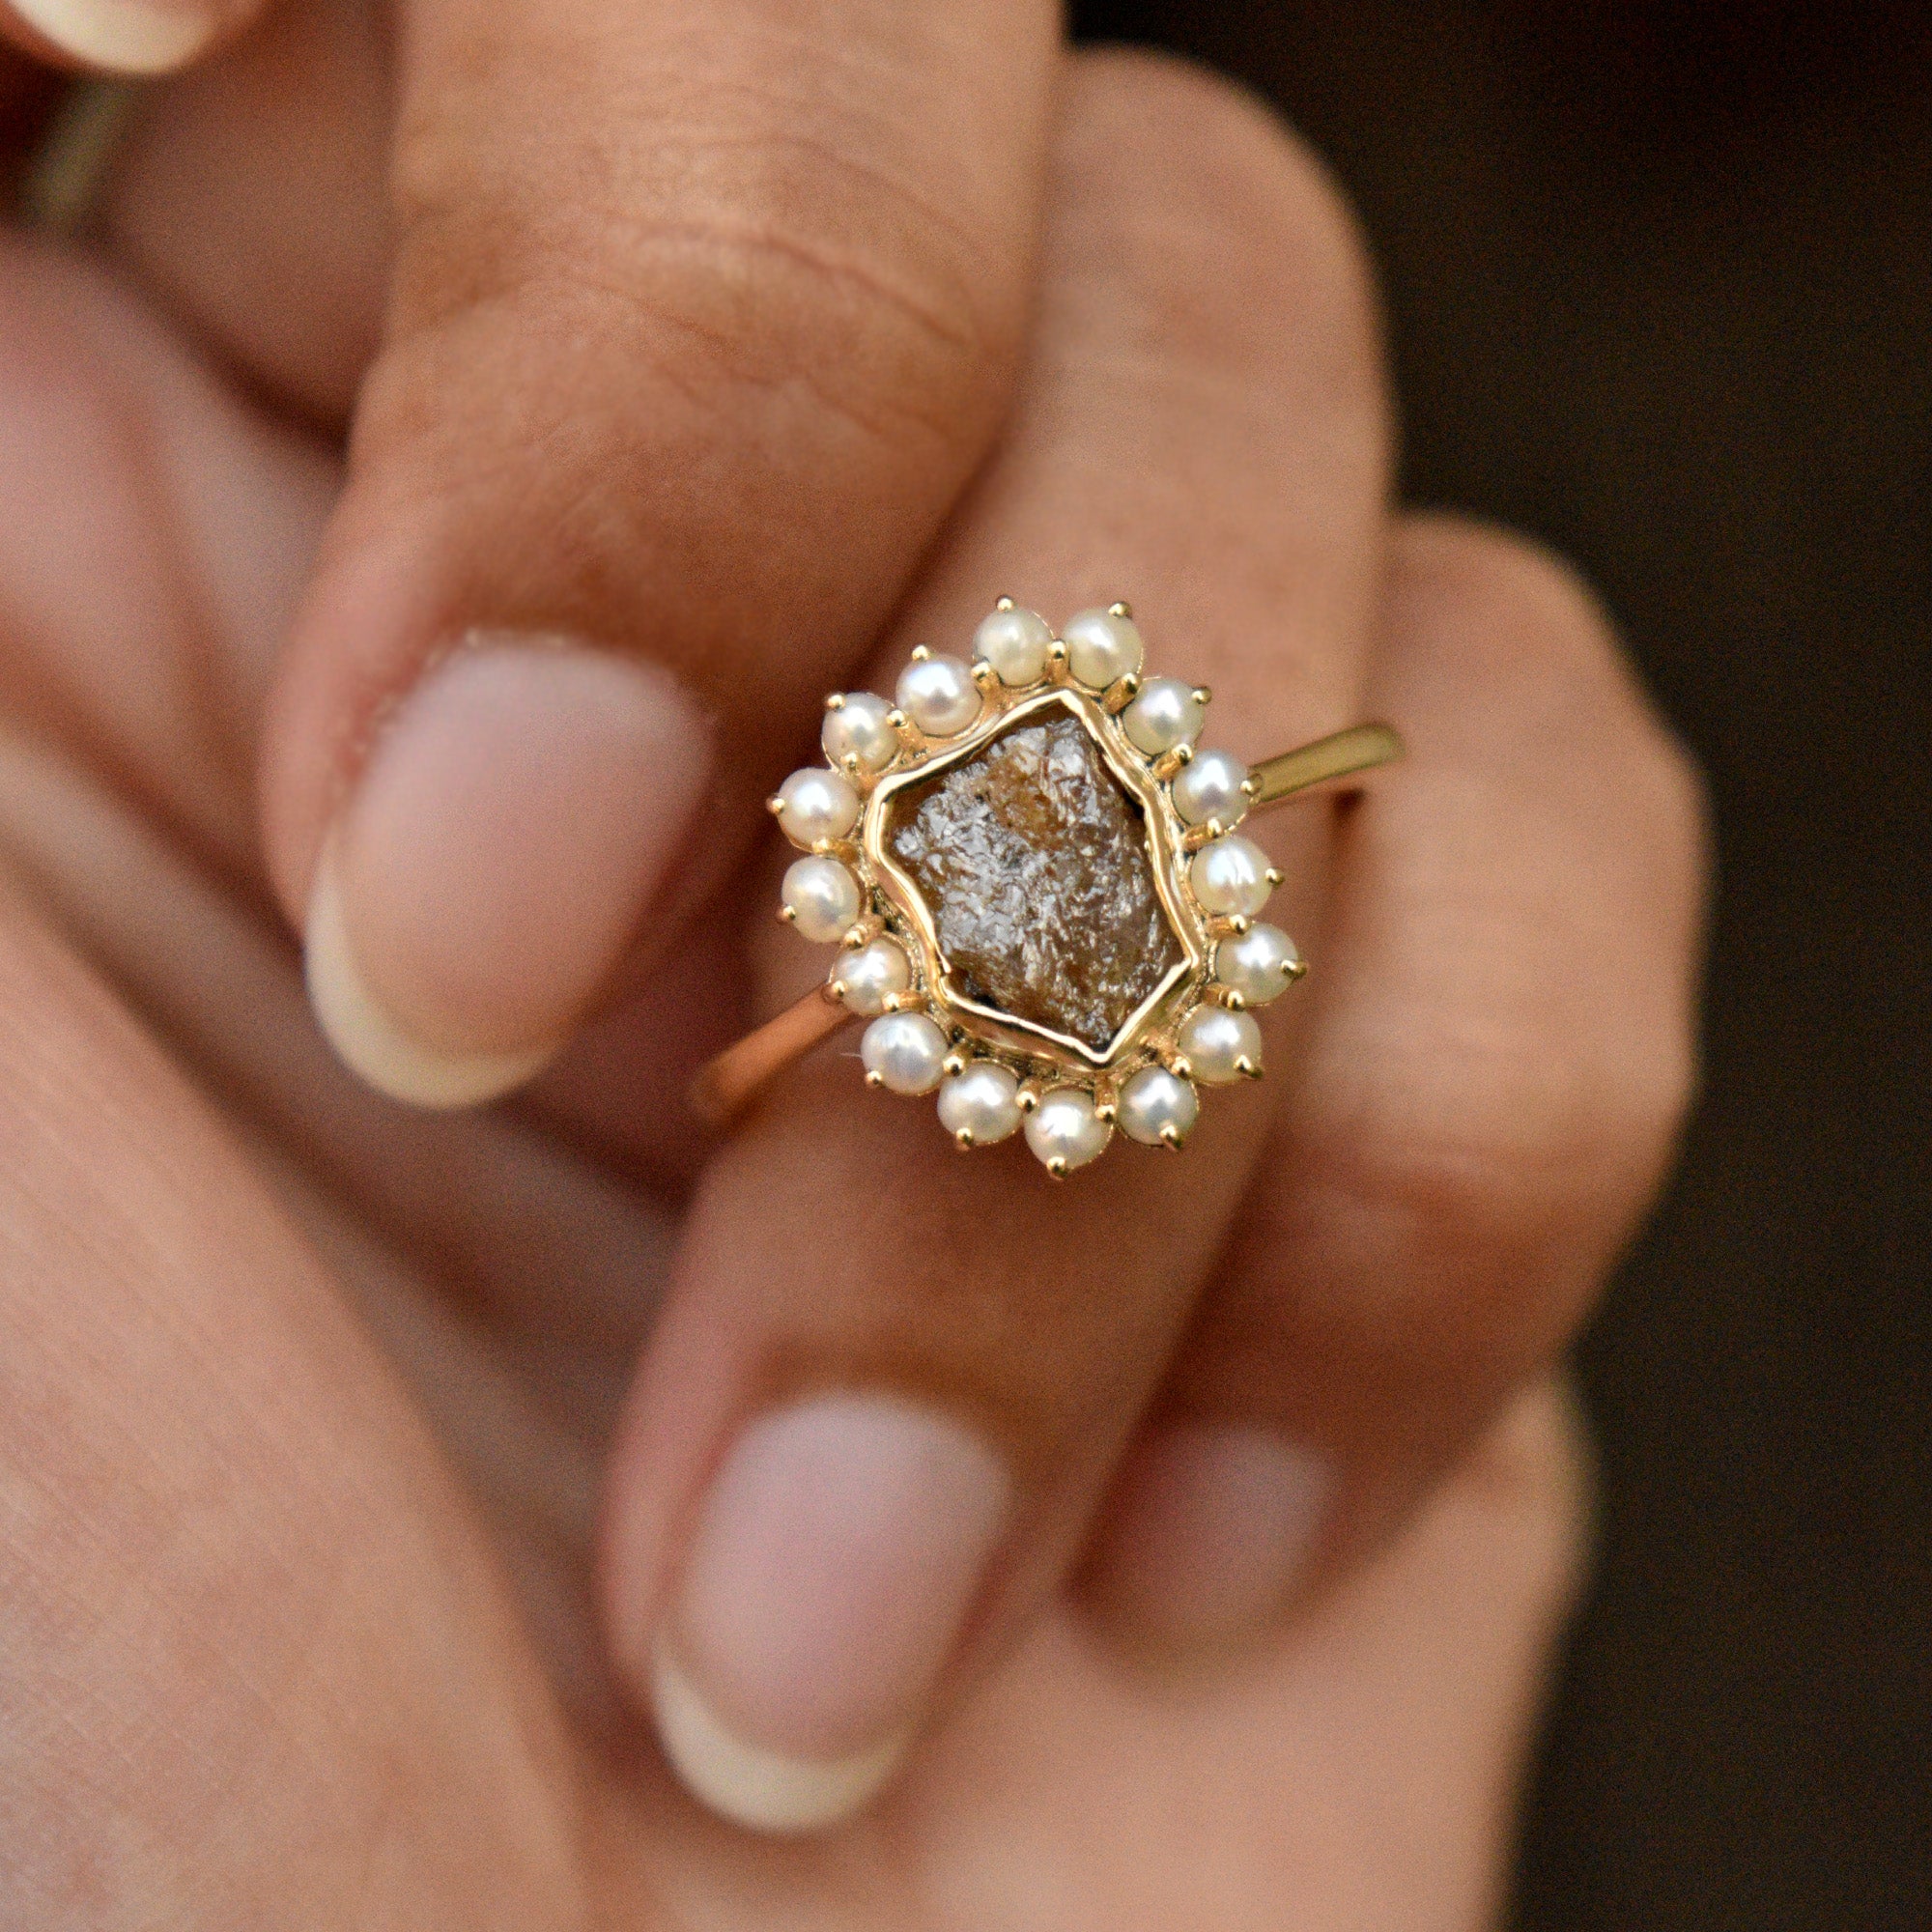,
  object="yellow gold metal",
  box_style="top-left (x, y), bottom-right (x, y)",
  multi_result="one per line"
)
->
top-left (1248, 722), bottom-right (1405, 810)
